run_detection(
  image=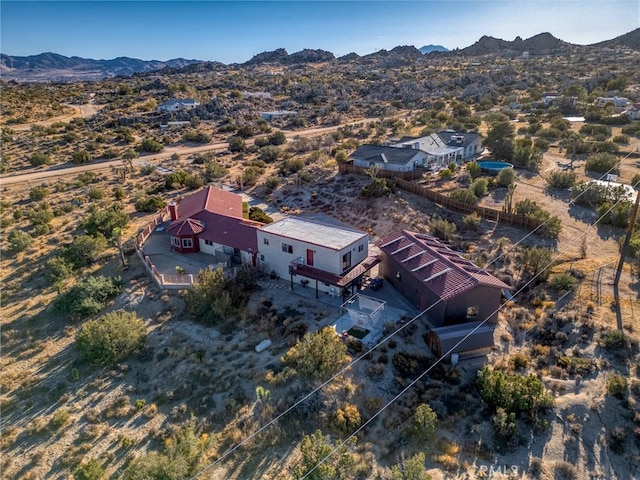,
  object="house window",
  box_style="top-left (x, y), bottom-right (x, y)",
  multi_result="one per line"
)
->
top-left (467, 306), bottom-right (479, 318)
top-left (234, 248), bottom-right (240, 257)
top-left (182, 238), bottom-right (193, 248)
top-left (205, 240), bottom-right (213, 246)
top-left (282, 243), bottom-right (293, 254)
top-left (342, 251), bottom-right (351, 271)
top-left (263, 238), bottom-right (269, 245)
top-left (358, 244), bottom-right (364, 252)
top-left (172, 237), bottom-right (180, 247)
top-left (260, 255), bottom-right (265, 261)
